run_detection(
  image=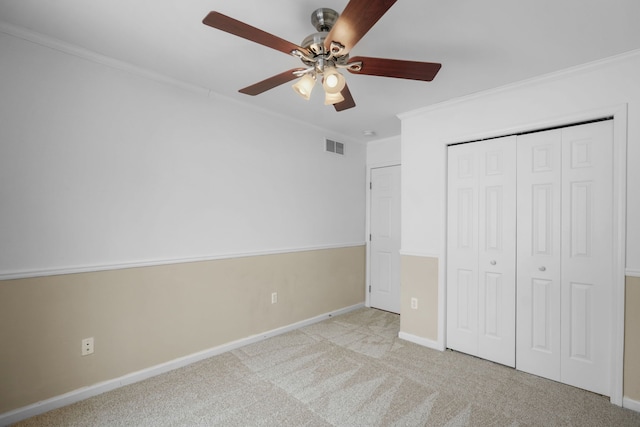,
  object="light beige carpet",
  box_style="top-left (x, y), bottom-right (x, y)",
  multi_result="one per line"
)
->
top-left (15, 308), bottom-right (640, 426)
